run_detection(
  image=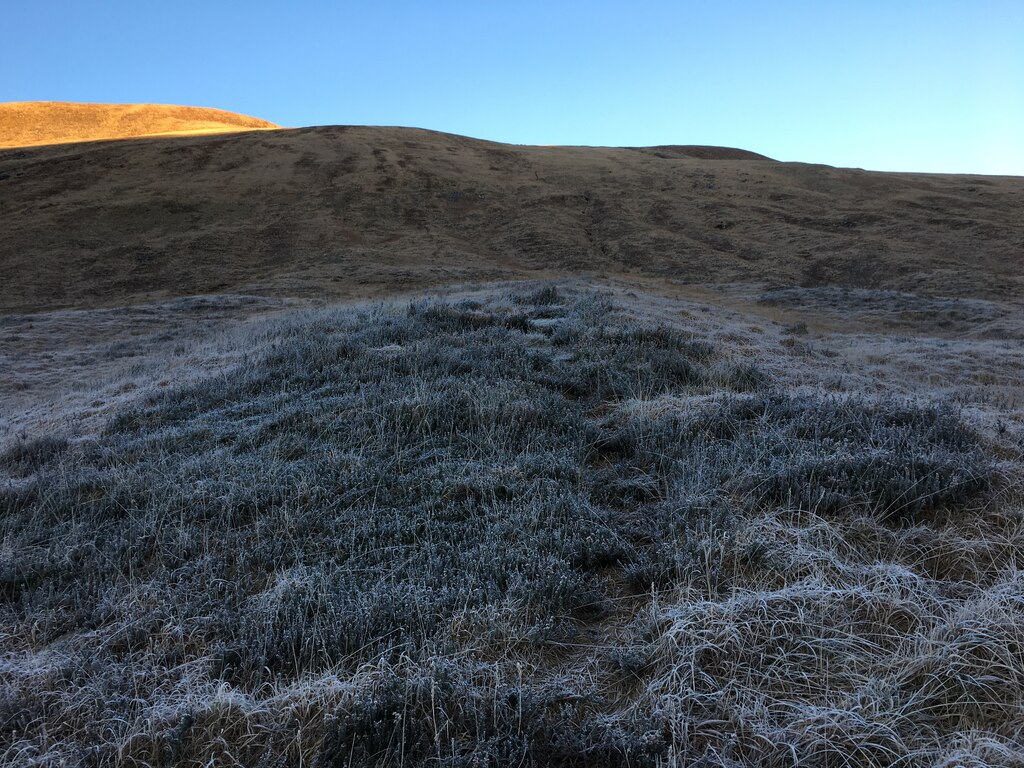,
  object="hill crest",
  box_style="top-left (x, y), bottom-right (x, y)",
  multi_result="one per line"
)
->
top-left (0, 101), bottom-right (279, 148)
top-left (1, 121), bottom-right (1021, 312)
